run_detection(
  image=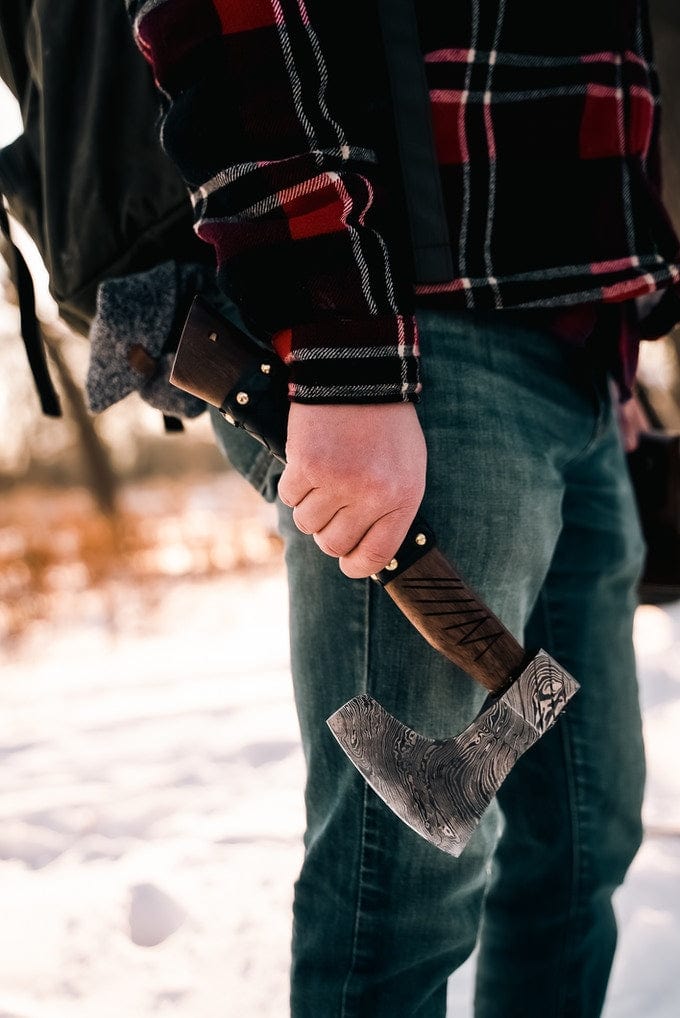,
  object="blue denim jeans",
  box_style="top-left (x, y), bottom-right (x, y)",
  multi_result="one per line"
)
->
top-left (211, 307), bottom-right (646, 1018)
